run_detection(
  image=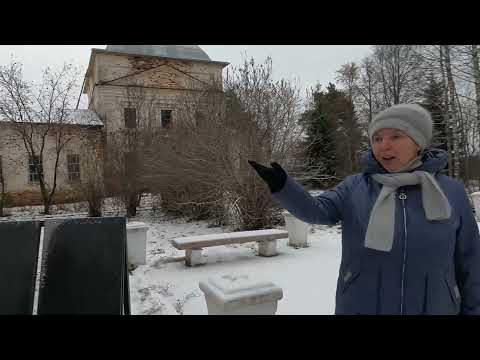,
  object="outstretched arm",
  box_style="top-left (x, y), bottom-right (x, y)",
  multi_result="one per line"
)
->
top-left (249, 160), bottom-right (352, 225)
